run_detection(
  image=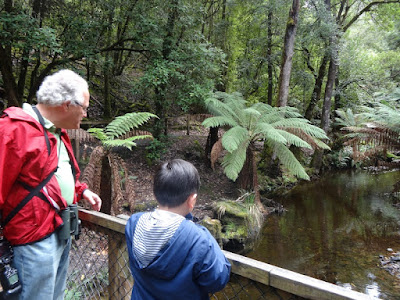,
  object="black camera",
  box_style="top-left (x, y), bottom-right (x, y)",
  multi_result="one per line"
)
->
top-left (0, 237), bottom-right (22, 298)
